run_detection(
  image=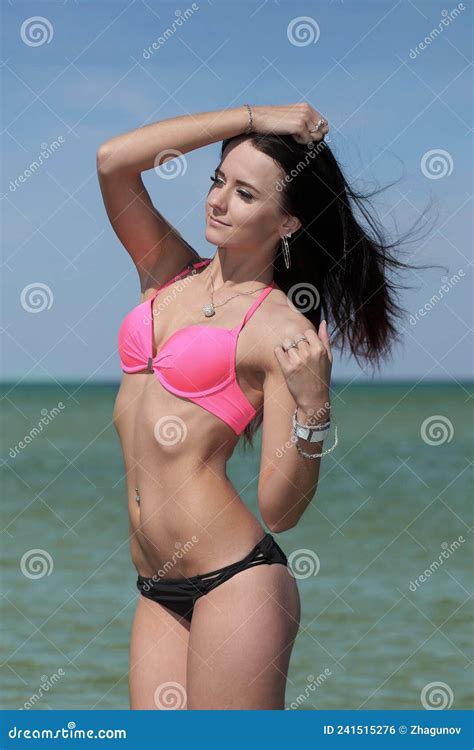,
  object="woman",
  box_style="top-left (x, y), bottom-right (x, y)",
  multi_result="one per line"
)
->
top-left (96, 103), bottom-right (419, 710)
